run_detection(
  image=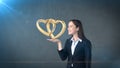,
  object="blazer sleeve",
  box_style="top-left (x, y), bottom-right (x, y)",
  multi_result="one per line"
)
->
top-left (57, 39), bottom-right (69, 61)
top-left (84, 40), bottom-right (92, 68)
